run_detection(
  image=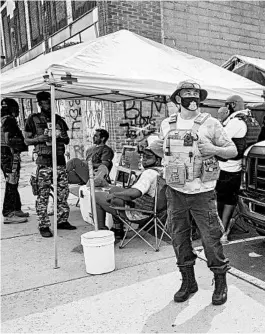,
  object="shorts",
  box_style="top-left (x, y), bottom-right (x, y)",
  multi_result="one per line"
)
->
top-left (215, 170), bottom-right (241, 205)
